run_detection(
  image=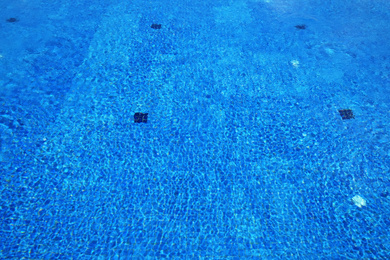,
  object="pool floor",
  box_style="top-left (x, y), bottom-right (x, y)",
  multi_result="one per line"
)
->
top-left (1, 0), bottom-right (390, 258)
